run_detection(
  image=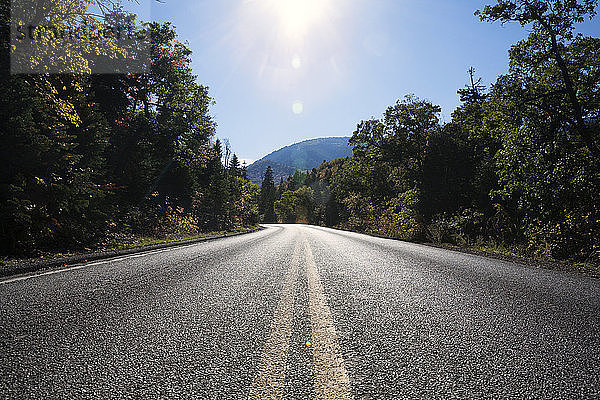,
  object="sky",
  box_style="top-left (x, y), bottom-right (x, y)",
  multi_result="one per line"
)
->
top-left (145, 0), bottom-right (600, 164)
